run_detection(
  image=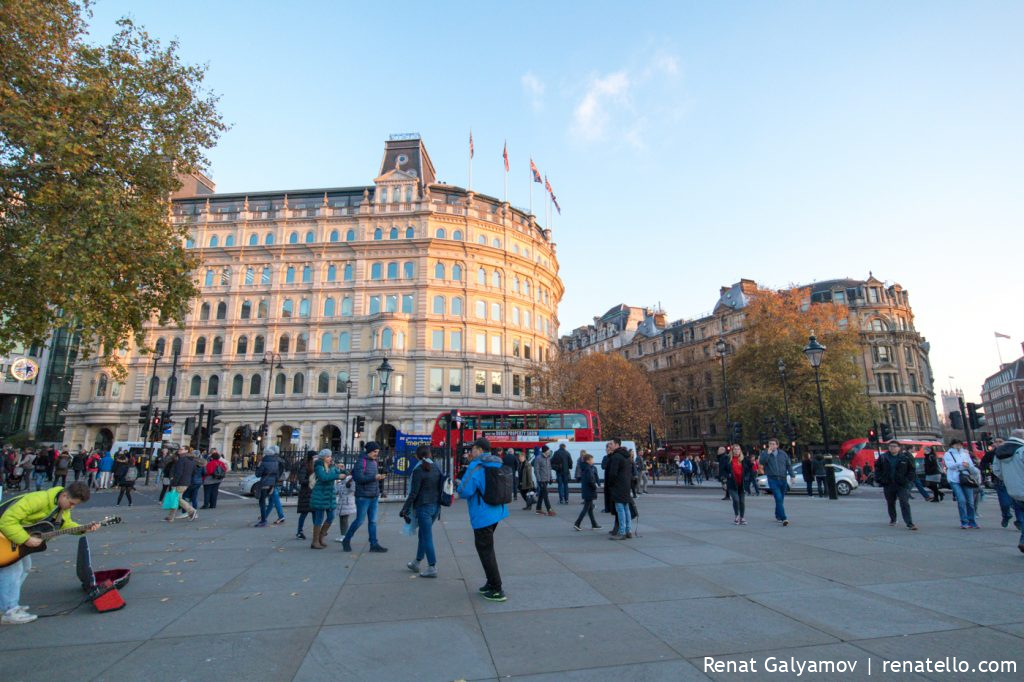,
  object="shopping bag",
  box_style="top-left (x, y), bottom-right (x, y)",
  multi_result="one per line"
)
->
top-left (162, 489), bottom-right (179, 510)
